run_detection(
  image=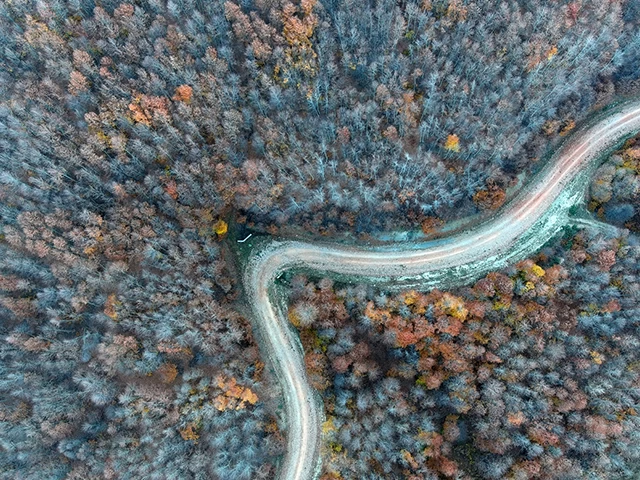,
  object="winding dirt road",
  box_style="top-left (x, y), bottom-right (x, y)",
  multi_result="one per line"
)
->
top-left (243, 102), bottom-right (640, 480)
